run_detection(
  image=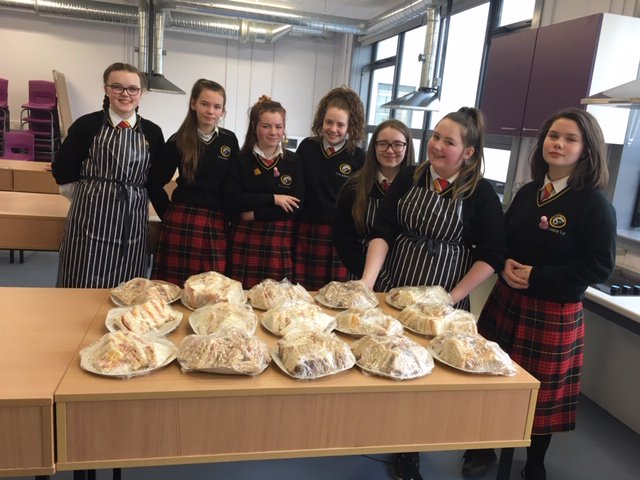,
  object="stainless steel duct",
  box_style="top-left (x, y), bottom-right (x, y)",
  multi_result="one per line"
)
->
top-left (0, 0), bottom-right (439, 43)
top-left (141, 0), bottom-right (185, 94)
top-left (381, 6), bottom-right (441, 111)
